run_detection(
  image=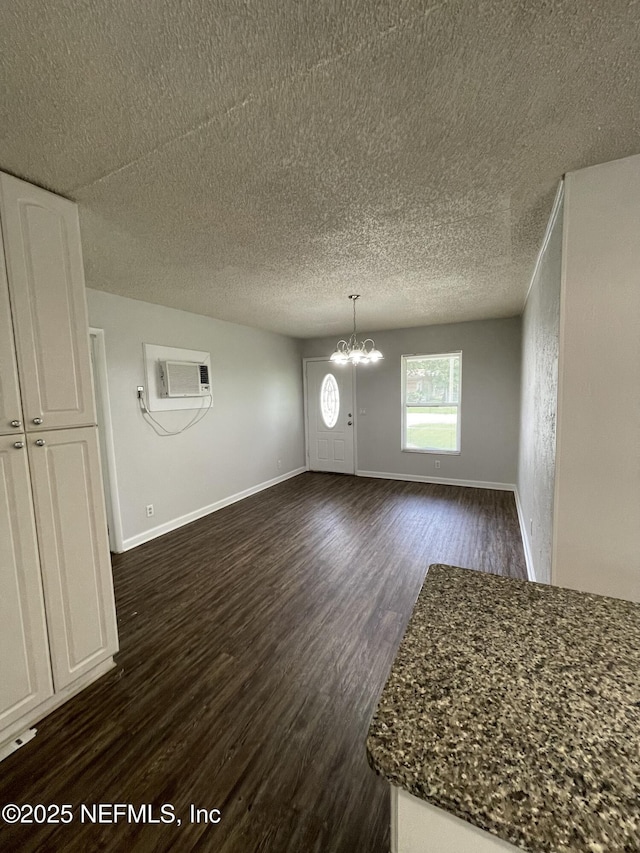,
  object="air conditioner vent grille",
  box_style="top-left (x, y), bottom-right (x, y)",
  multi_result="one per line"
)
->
top-left (159, 360), bottom-right (210, 397)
